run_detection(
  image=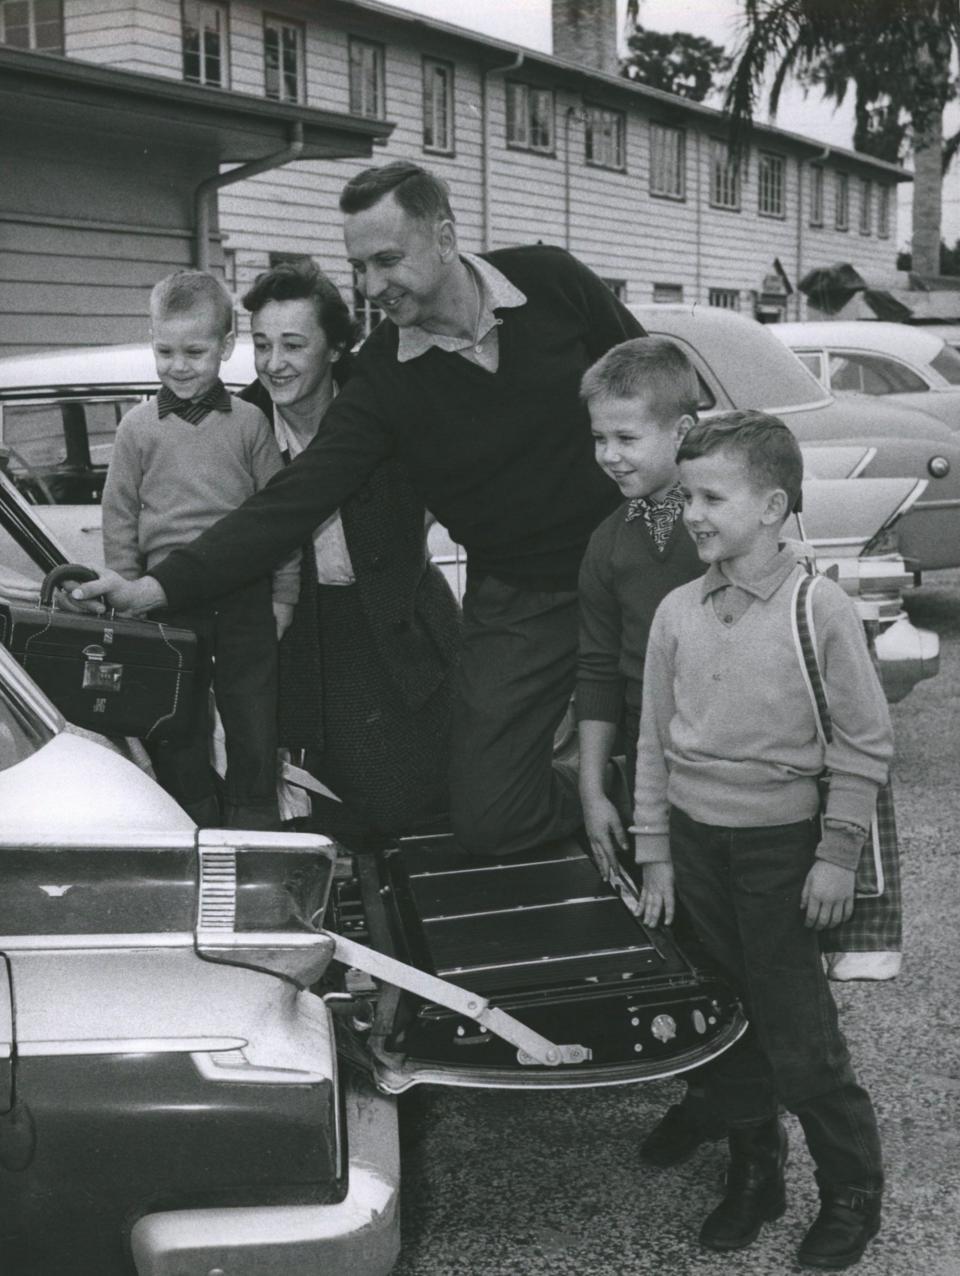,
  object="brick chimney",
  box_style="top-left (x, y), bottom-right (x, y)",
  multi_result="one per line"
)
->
top-left (552, 0), bottom-right (619, 76)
